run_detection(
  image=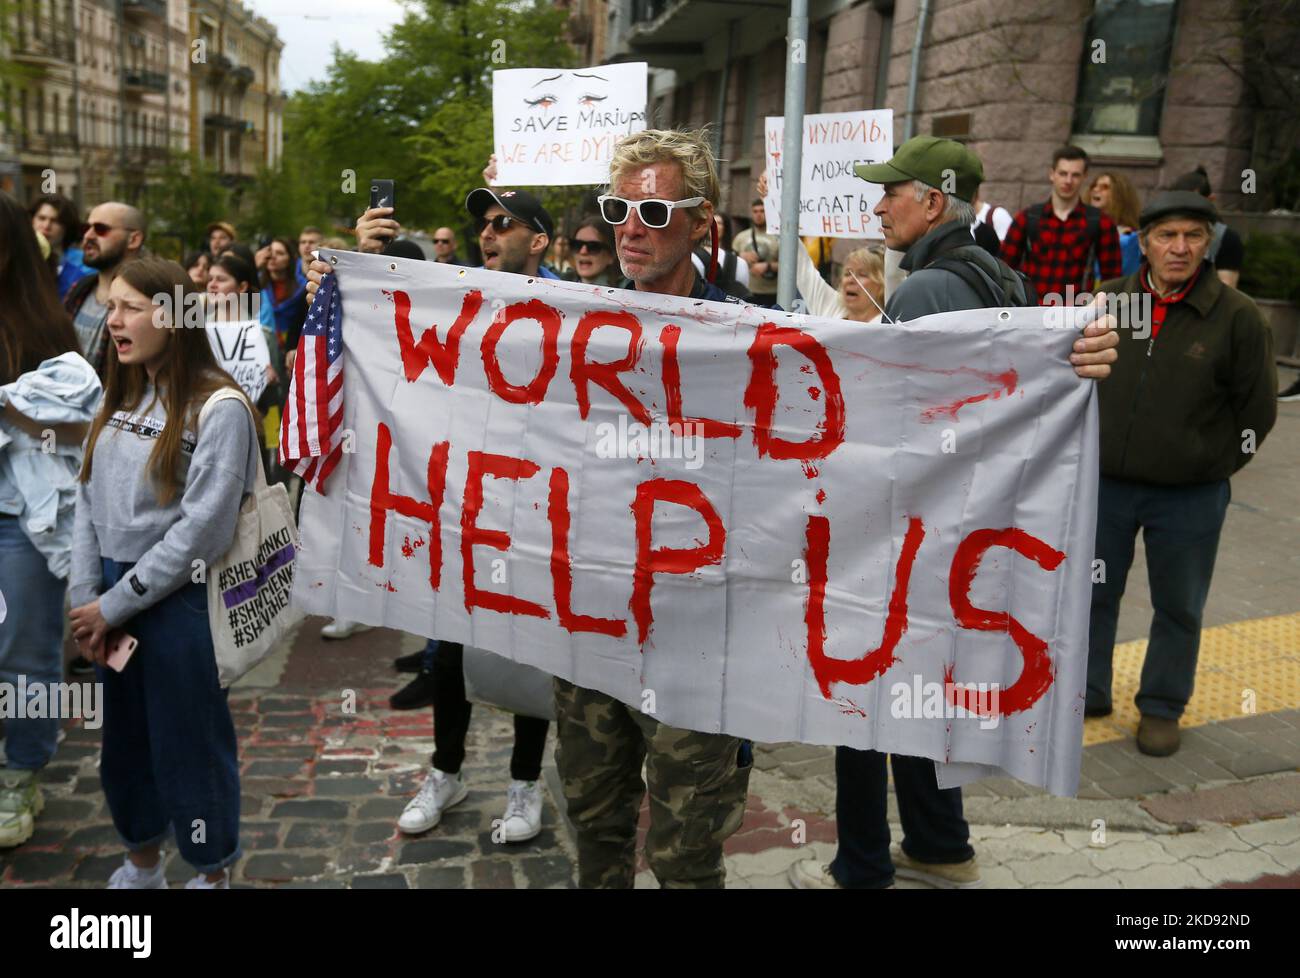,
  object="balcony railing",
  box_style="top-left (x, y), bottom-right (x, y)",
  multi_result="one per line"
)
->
top-left (124, 69), bottom-right (168, 94)
top-left (203, 113), bottom-right (244, 130)
top-left (10, 30), bottom-right (75, 65)
top-left (231, 65), bottom-right (255, 87)
top-left (123, 0), bottom-right (167, 21)
top-left (206, 52), bottom-right (234, 77)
